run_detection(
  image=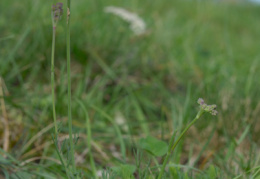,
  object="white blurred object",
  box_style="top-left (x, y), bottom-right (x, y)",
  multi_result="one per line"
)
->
top-left (105, 6), bottom-right (146, 35)
top-left (115, 111), bottom-right (129, 132)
